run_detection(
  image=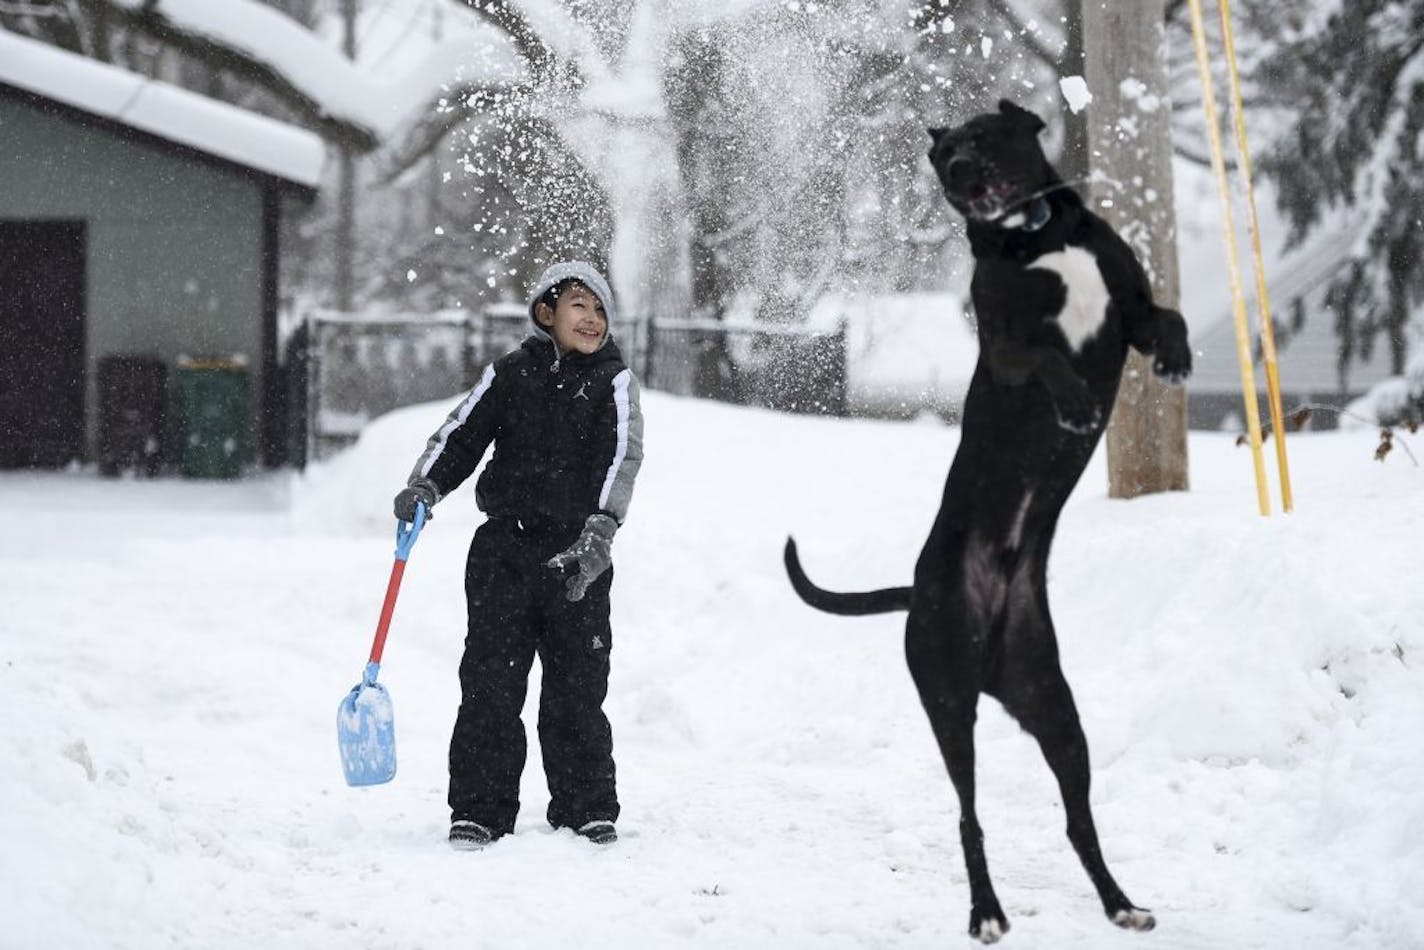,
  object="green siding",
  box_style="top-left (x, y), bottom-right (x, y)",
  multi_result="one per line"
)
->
top-left (0, 94), bottom-right (267, 462)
